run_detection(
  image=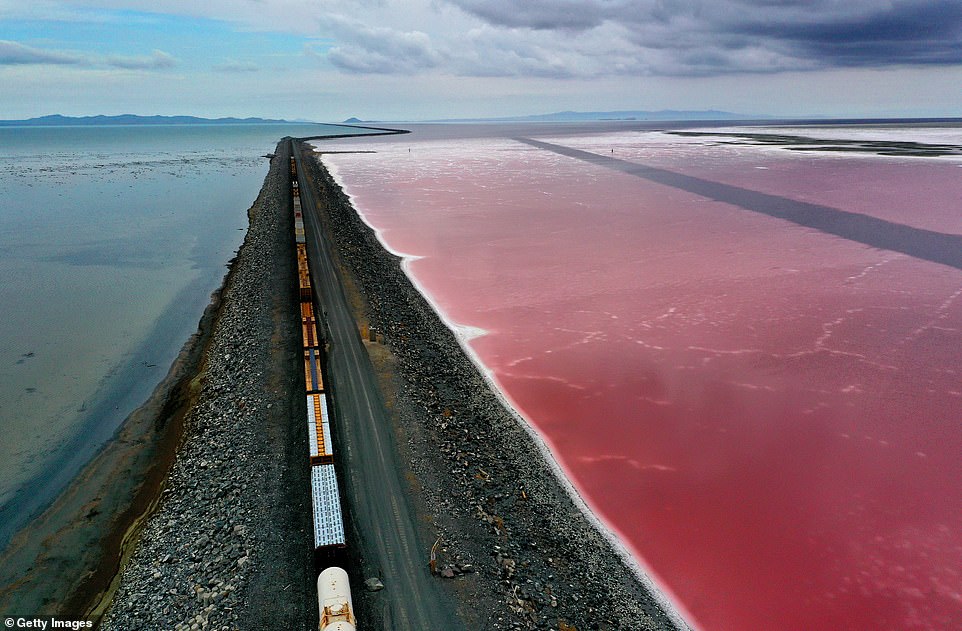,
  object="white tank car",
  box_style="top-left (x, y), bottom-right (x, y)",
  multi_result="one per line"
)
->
top-left (317, 566), bottom-right (356, 631)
